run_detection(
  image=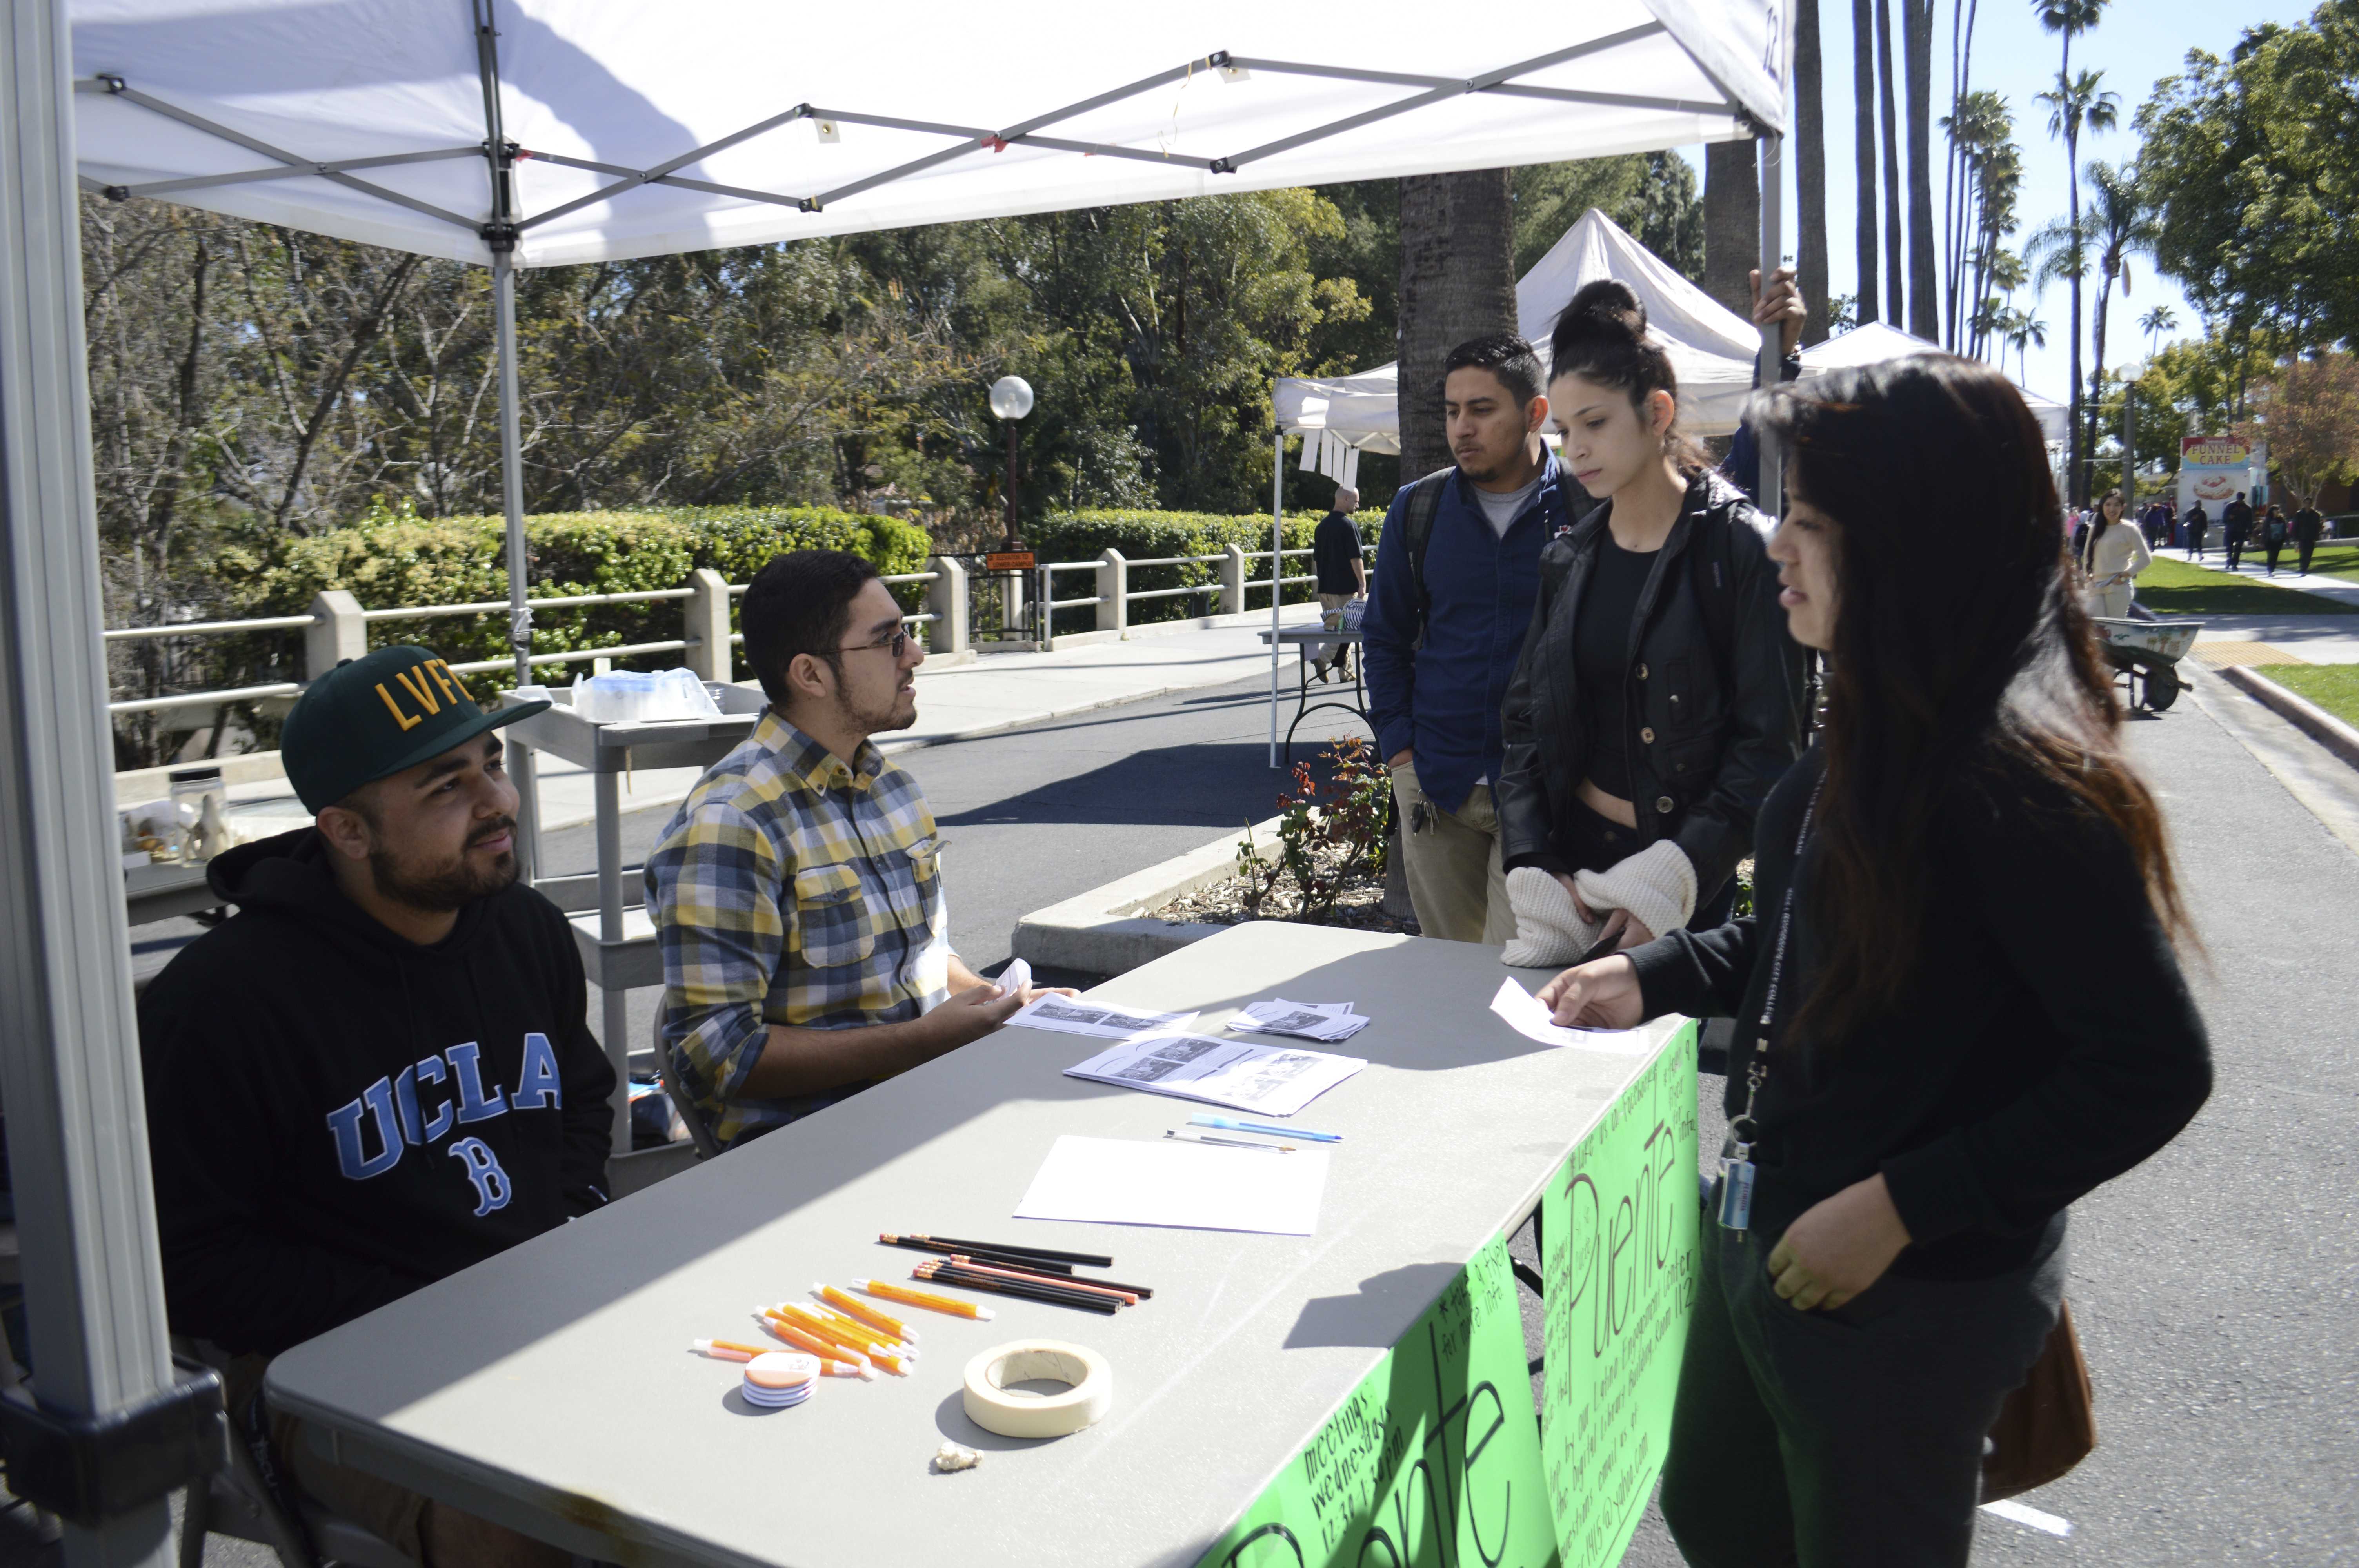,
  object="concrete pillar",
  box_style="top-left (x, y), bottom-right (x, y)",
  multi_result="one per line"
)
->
top-left (1000, 568), bottom-right (1025, 634)
top-left (927, 555), bottom-right (969, 653)
top-left (683, 568), bottom-right (733, 682)
top-left (1222, 544), bottom-right (1247, 615)
top-left (1095, 548), bottom-right (1128, 634)
top-left (305, 590), bottom-right (367, 679)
